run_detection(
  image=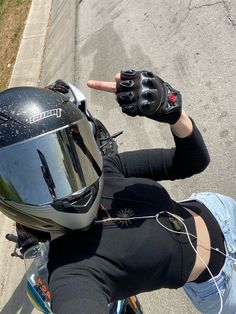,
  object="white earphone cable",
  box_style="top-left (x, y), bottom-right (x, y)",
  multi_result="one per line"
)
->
top-left (95, 210), bottom-right (236, 314)
top-left (156, 211), bottom-right (223, 314)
